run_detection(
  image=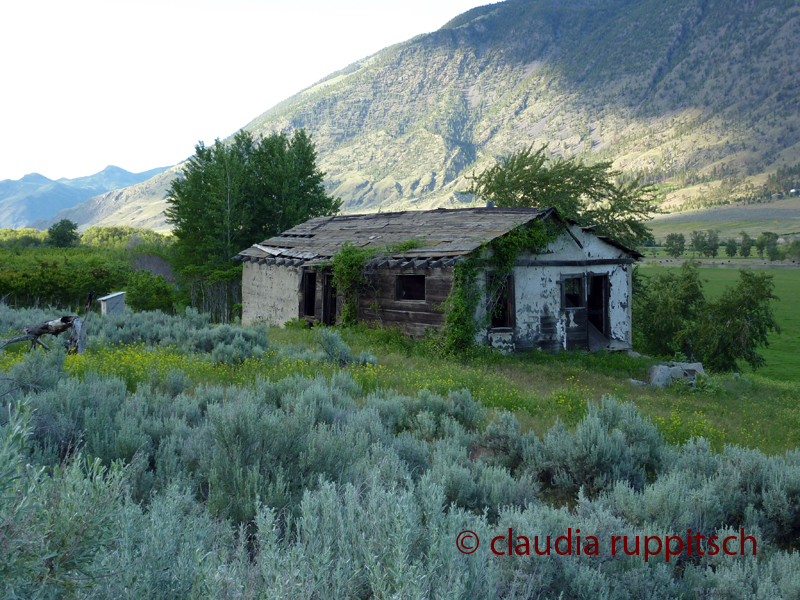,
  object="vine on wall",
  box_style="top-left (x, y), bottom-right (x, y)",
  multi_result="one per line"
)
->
top-left (329, 239), bottom-right (422, 326)
top-left (441, 219), bottom-right (560, 354)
